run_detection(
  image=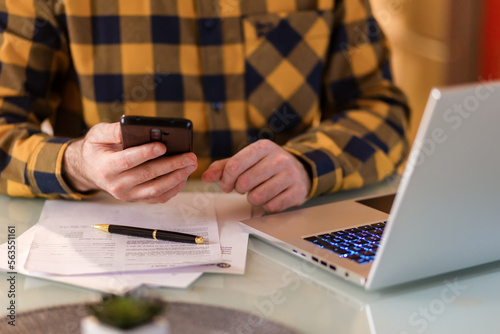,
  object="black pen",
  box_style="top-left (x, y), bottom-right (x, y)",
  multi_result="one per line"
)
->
top-left (92, 224), bottom-right (204, 244)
